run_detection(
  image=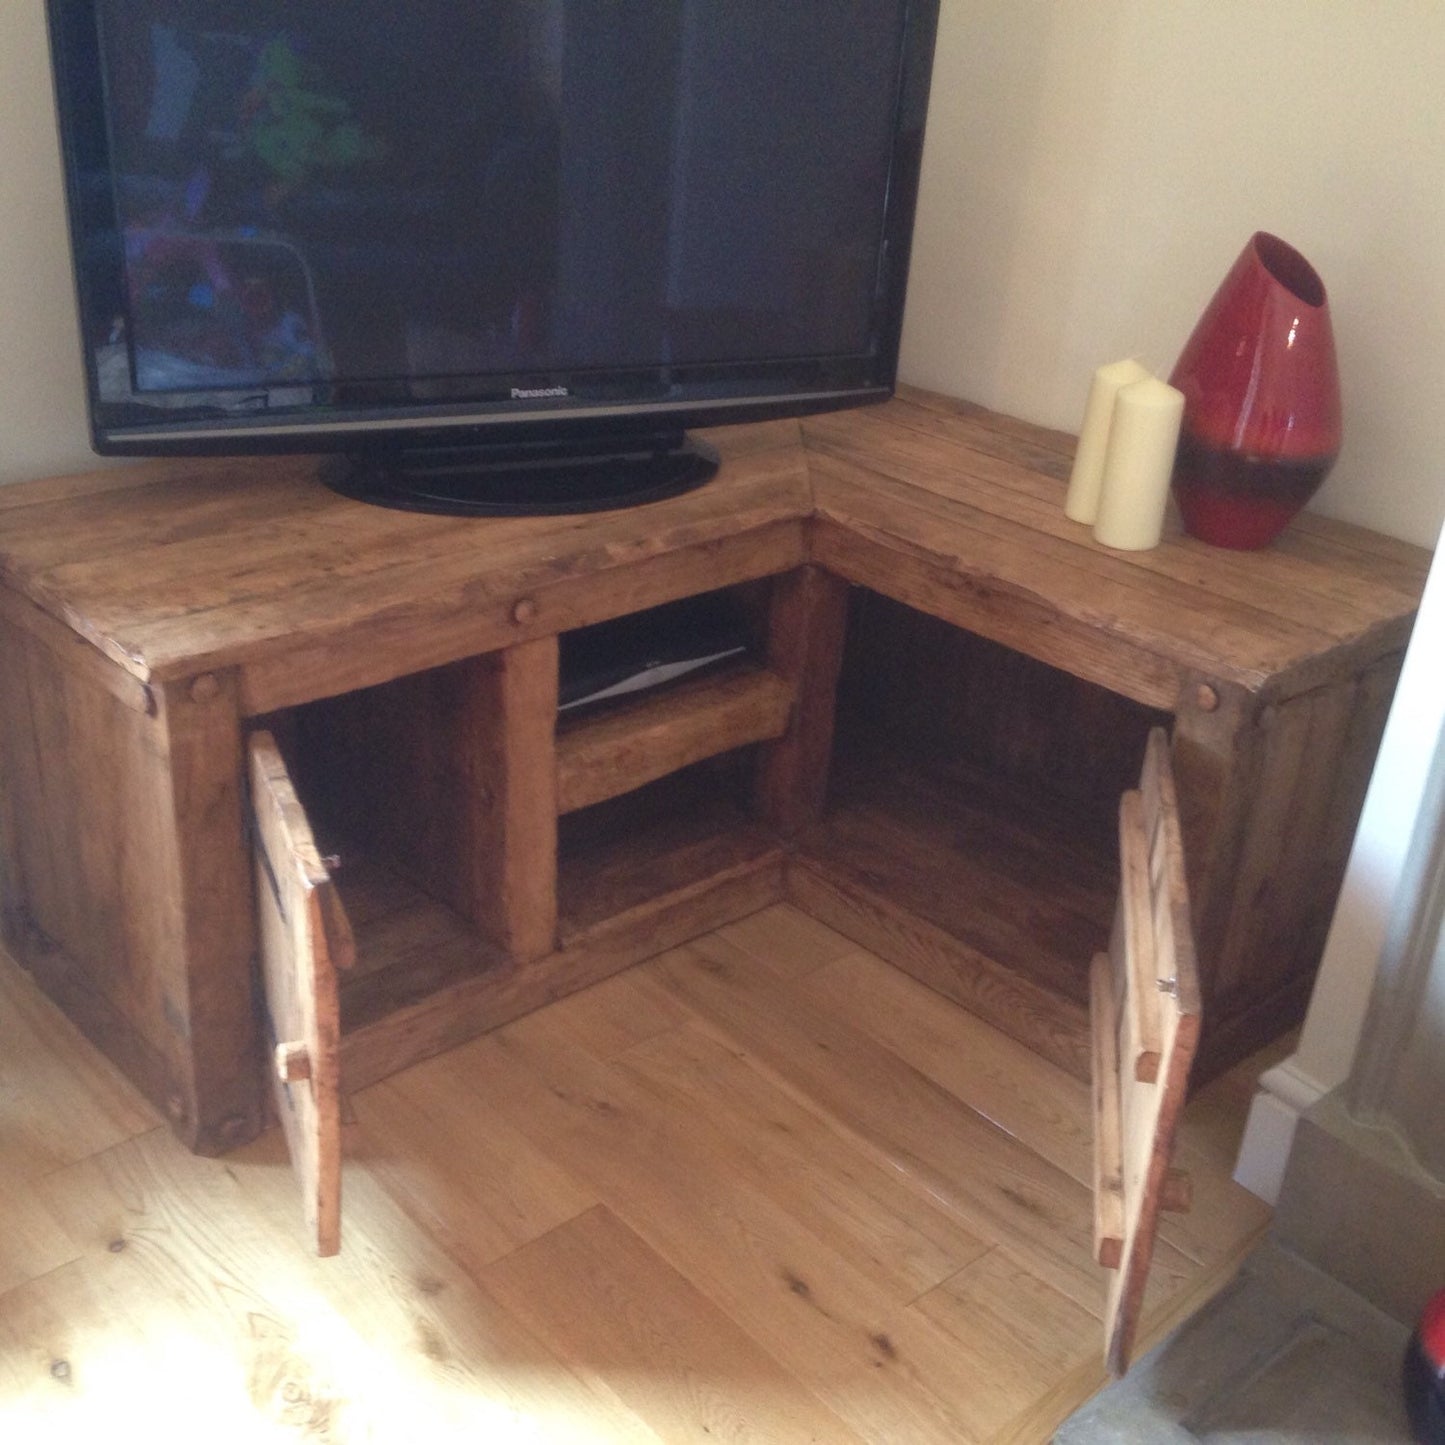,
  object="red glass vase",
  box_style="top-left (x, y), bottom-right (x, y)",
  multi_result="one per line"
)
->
top-left (1168, 232), bottom-right (1341, 550)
